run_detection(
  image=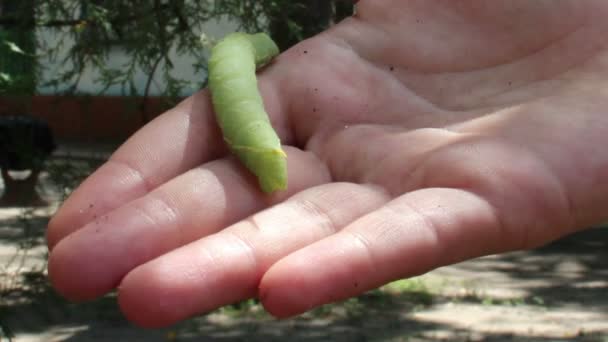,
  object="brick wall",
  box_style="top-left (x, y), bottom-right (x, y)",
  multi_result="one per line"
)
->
top-left (0, 95), bottom-right (179, 142)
